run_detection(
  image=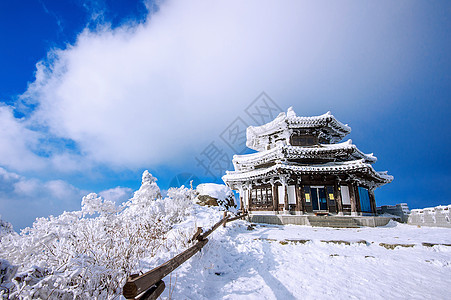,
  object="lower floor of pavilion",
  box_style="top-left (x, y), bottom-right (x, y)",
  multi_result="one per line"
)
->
top-left (237, 175), bottom-right (379, 216)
